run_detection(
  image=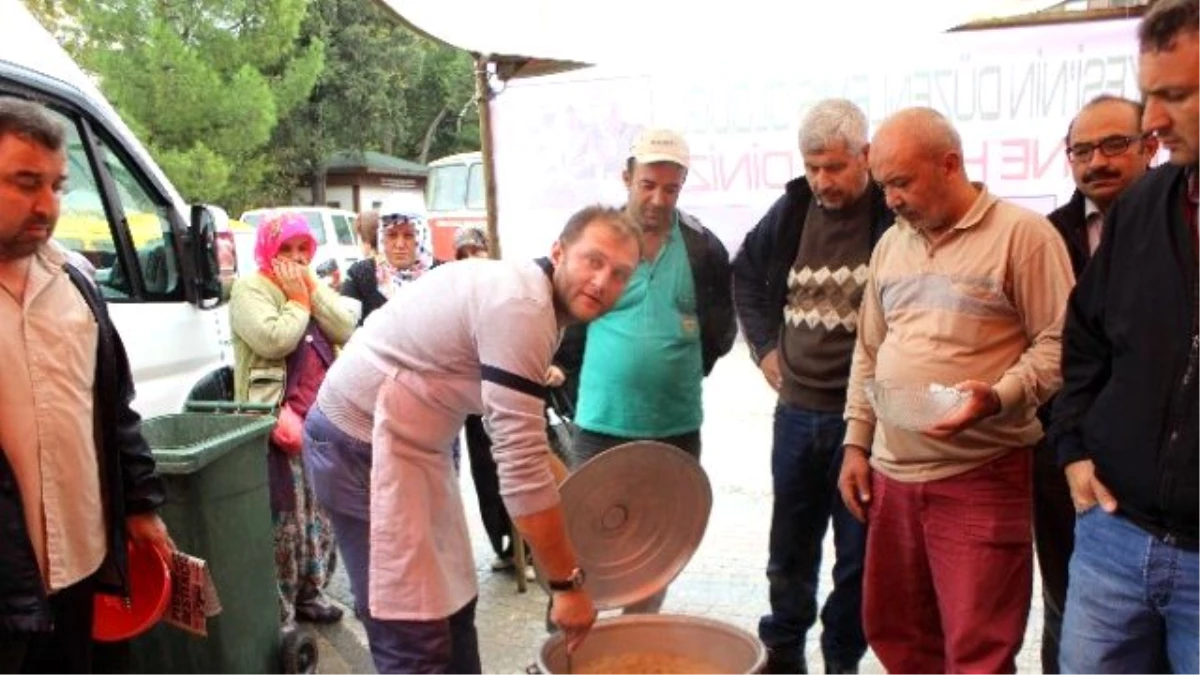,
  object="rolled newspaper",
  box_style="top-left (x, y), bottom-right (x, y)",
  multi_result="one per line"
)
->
top-left (163, 551), bottom-right (222, 637)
